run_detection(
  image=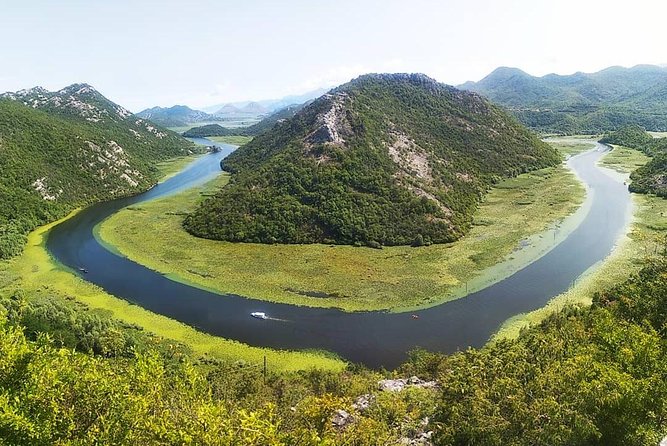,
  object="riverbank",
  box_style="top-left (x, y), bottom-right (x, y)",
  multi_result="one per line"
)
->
top-left (0, 157), bottom-right (345, 372)
top-left (208, 135), bottom-right (254, 146)
top-left (97, 142), bottom-right (586, 312)
top-left (493, 143), bottom-right (660, 340)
